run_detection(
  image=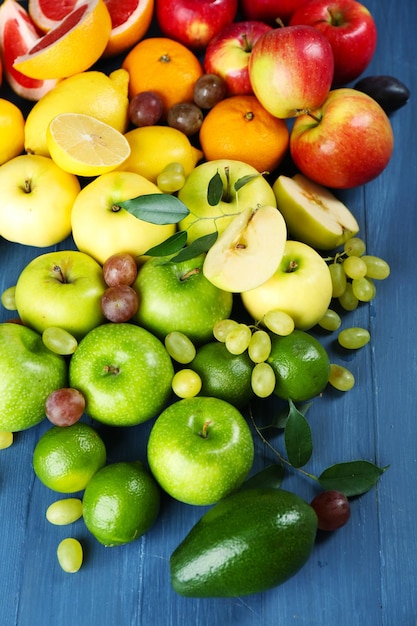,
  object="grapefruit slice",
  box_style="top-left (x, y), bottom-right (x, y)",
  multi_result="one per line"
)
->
top-left (13, 0), bottom-right (112, 80)
top-left (28, 0), bottom-right (80, 33)
top-left (0, 0), bottom-right (59, 100)
top-left (103, 0), bottom-right (154, 57)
